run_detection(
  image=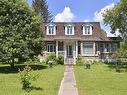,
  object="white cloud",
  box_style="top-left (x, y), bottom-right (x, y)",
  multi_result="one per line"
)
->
top-left (83, 19), bottom-right (90, 22)
top-left (54, 7), bottom-right (74, 22)
top-left (93, 3), bottom-right (115, 22)
top-left (92, 3), bottom-right (120, 37)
